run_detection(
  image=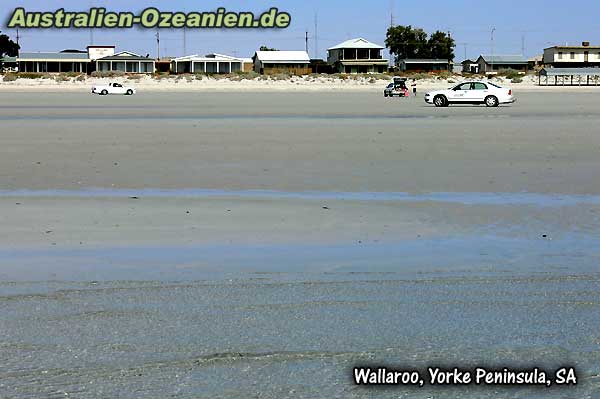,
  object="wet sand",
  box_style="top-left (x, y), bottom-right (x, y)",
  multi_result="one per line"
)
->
top-left (0, 91), bottom-right (599, 398)
top-left (1, 92), bottom-right (600, 194)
